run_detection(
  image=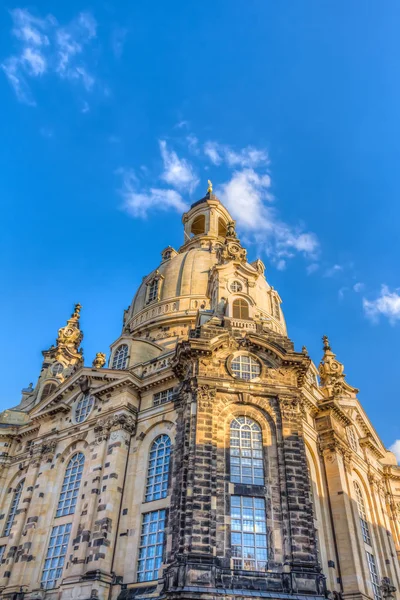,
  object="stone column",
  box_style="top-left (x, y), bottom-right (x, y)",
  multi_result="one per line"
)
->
top-left (84, 414), bottom-right (135, 580)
